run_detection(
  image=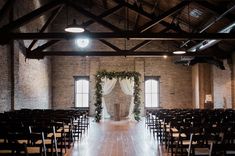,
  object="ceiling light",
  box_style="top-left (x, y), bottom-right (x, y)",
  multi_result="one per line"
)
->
top-left (173, 51), bottom-right (186, 54)
top-left (75, 38), bottom-right (89, 48)
top-left (163, 55), bottom-right (168, 59)
top-left (65, 19), bottom-right (85, 33)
